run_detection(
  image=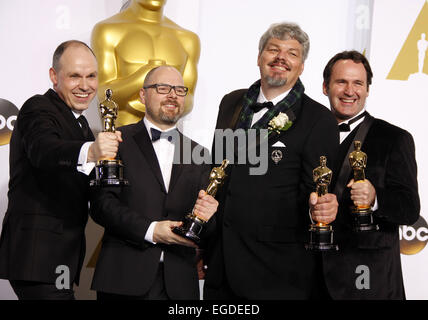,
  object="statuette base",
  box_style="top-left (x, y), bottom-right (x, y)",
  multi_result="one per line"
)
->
top-left (305, 224), bottom-right (339, 251)
top-left (90, 160), bottom-right (130, 187)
